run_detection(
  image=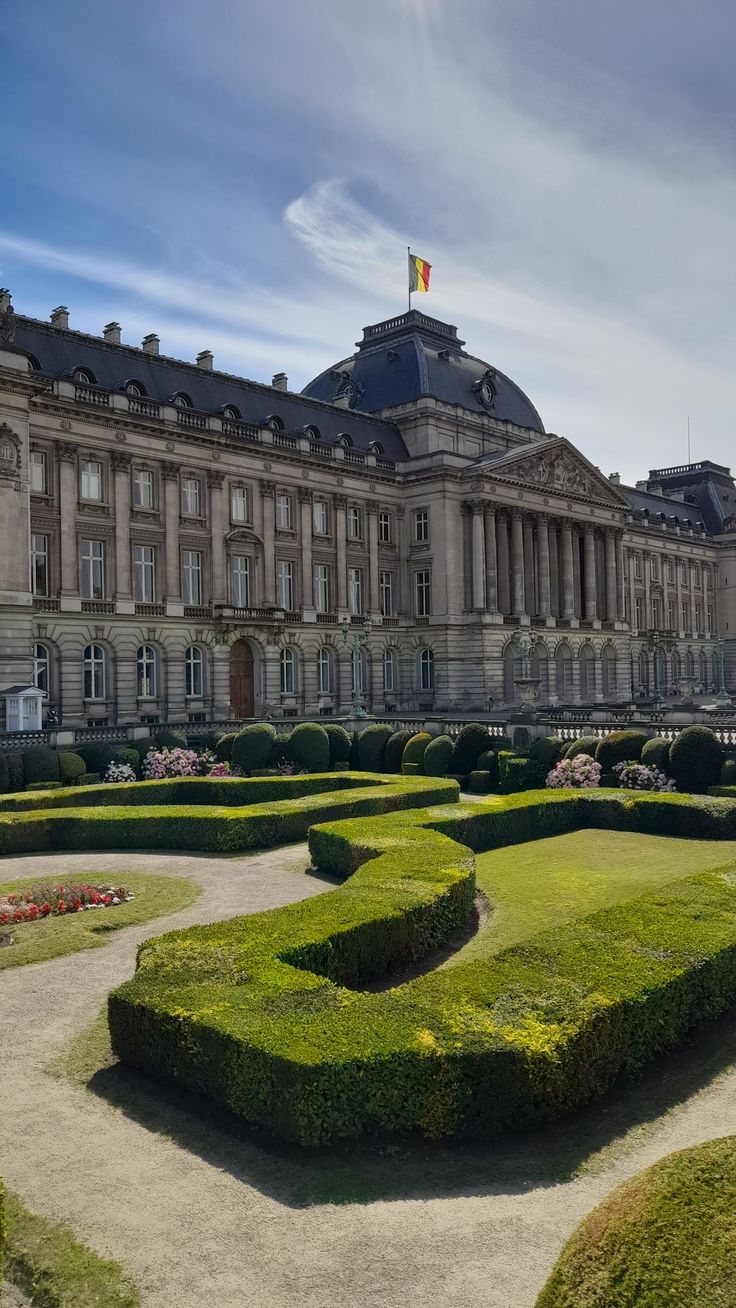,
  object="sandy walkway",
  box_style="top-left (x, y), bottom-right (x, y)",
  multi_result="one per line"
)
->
top-left (3, 843), bottom-right (736, 1307)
